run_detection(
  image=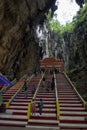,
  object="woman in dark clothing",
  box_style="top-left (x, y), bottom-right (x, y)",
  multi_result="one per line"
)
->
top-left (51, 77), bottom-right (55, 90)
top-left (38, 99), bottom-right (43, 115)
top-left (24, 81), bottom-right (28, 98)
